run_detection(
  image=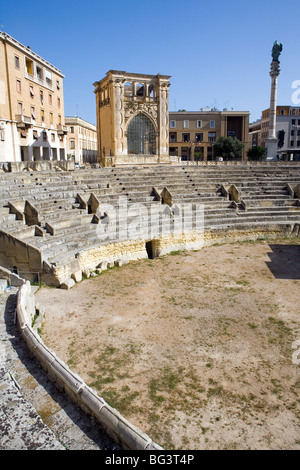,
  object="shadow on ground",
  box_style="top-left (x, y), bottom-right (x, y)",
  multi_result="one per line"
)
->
top-left (266, 244), bottom-right (300, 280)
